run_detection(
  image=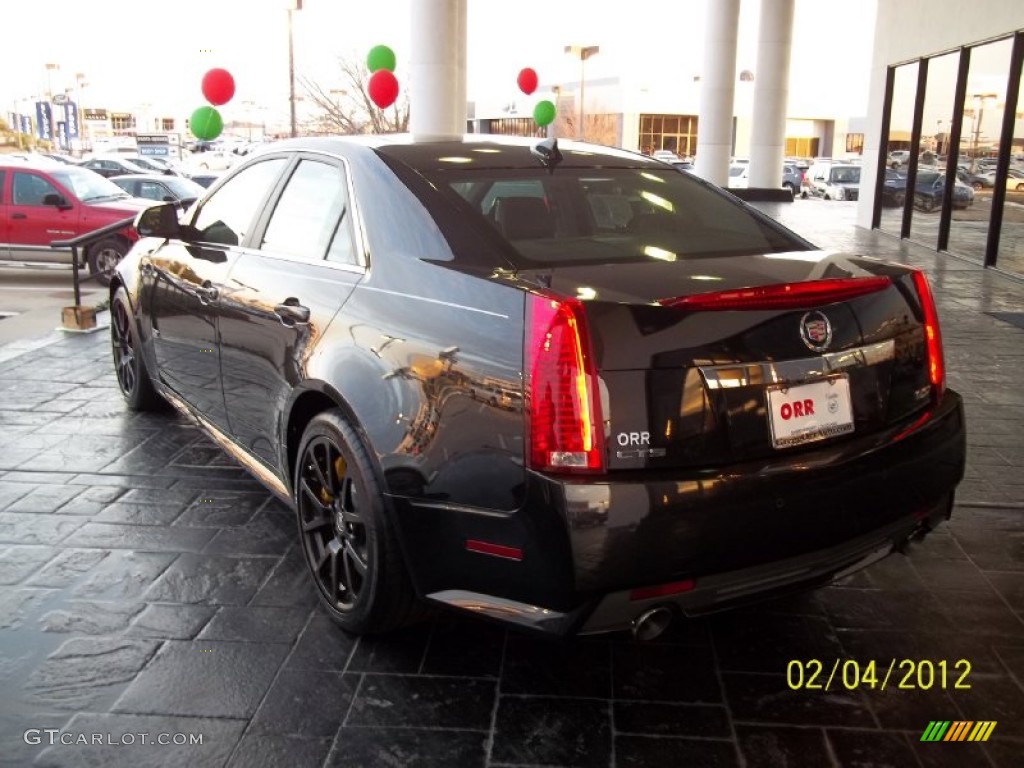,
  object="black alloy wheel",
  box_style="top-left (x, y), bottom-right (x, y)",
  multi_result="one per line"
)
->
top-left (294, 410), bottom-right (420, 633)
top-left (298, 434), bottom-right (369, 612)
top-left (110, 287), bottom-right (162, 410)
